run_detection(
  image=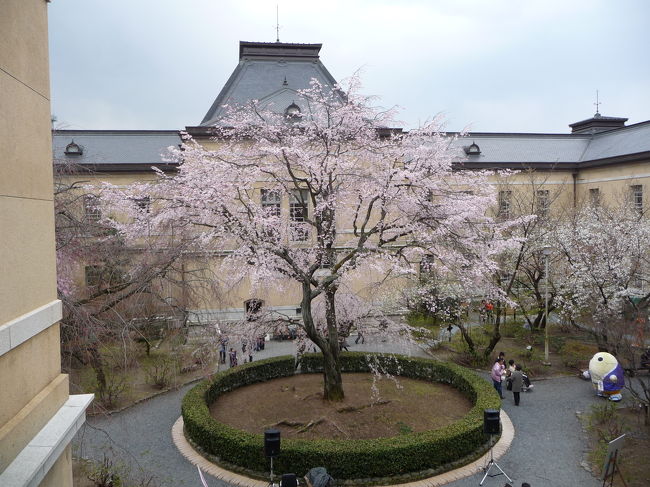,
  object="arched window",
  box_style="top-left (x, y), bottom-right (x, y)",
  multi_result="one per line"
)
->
top-left (64, 140), bottom-right (83, 155)
top-left (244, 299), bottom-right (264, 321)
top-left (285, 102), bottom-right (301, 121)
top-left (464, 142), bottom-right (481, 156)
